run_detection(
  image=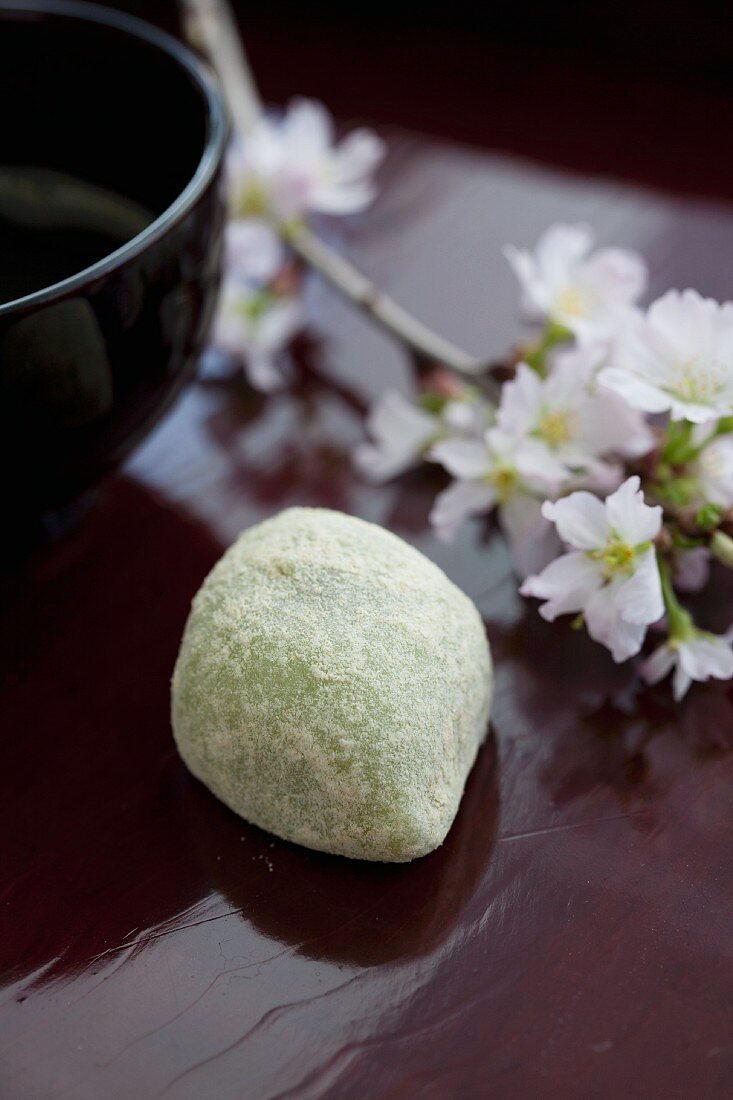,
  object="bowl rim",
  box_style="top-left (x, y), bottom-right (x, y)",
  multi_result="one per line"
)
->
top-left (0, 0), bottom-right (229, 318)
